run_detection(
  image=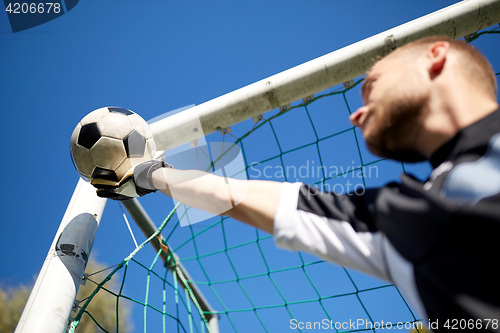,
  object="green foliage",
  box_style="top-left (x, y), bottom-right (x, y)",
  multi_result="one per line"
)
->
top-left (0, 256), bottom-right (132, 333)
top-left (0, 282), bottom-right (31, 333)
